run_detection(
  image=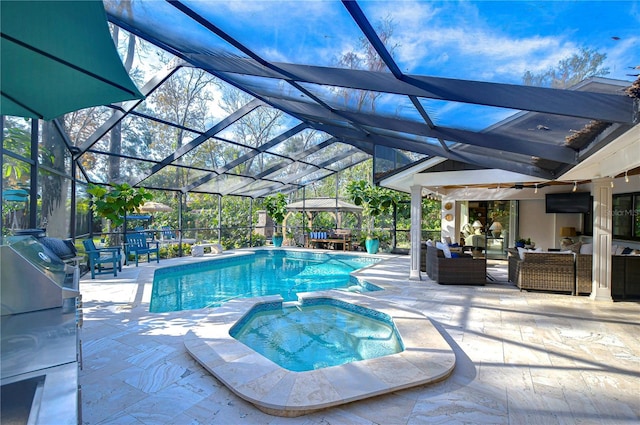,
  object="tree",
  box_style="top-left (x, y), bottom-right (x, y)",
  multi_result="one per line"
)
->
top-left (335, 16), bottom-right (398, 112)
top-left (40, 122), bottom-right (69, 235)
top-left (87, 183), bottom-right (152, 243)
top-left (345, 180), bottom-right (395, 237)
top-left (2, 126), bottom-right (31, 185)
top-left (263, 193), bottom-right (288, 237)
top-left (522, 47), bottom-right (609, 88)
top-left (218, 86), bottom-right (284, 179)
